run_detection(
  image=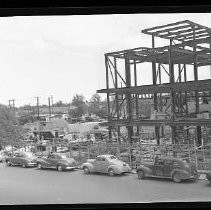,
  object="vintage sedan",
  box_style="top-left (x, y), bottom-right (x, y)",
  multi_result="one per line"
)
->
top-left (5, 152), bottom-right (37, 168)
top-left (136, 157), bottom-right (198, 183)
top-left (36, 153), bottom-right (79, 172)
top-left (82, 154), bottom-right (132, 176)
